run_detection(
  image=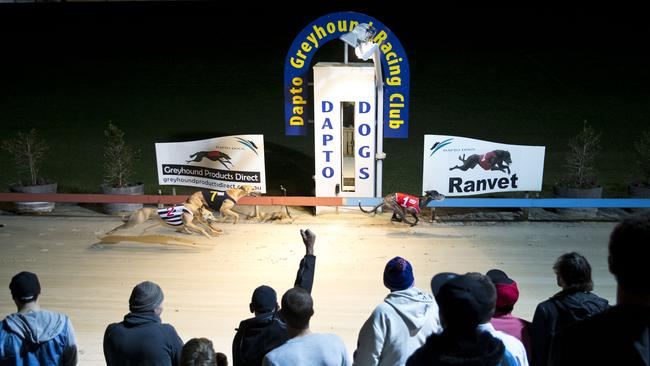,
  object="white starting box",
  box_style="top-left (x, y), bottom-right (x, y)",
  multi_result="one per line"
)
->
top-left (313, 62), bottom-right (376, 214)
